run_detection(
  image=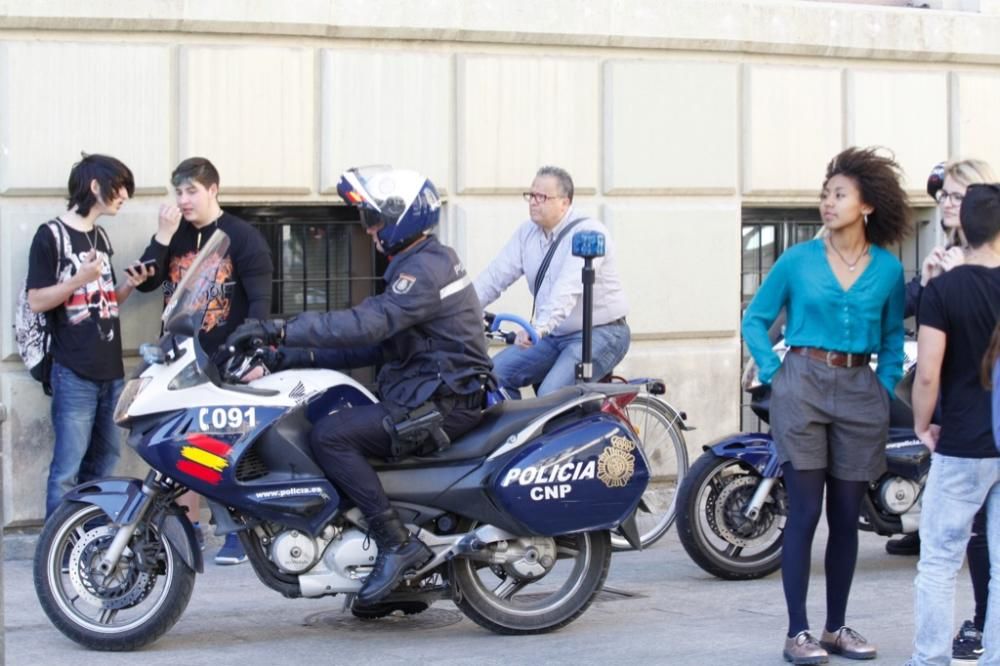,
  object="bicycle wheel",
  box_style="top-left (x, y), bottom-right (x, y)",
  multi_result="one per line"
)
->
top-left (611, 394), bottom-right (689, 549)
